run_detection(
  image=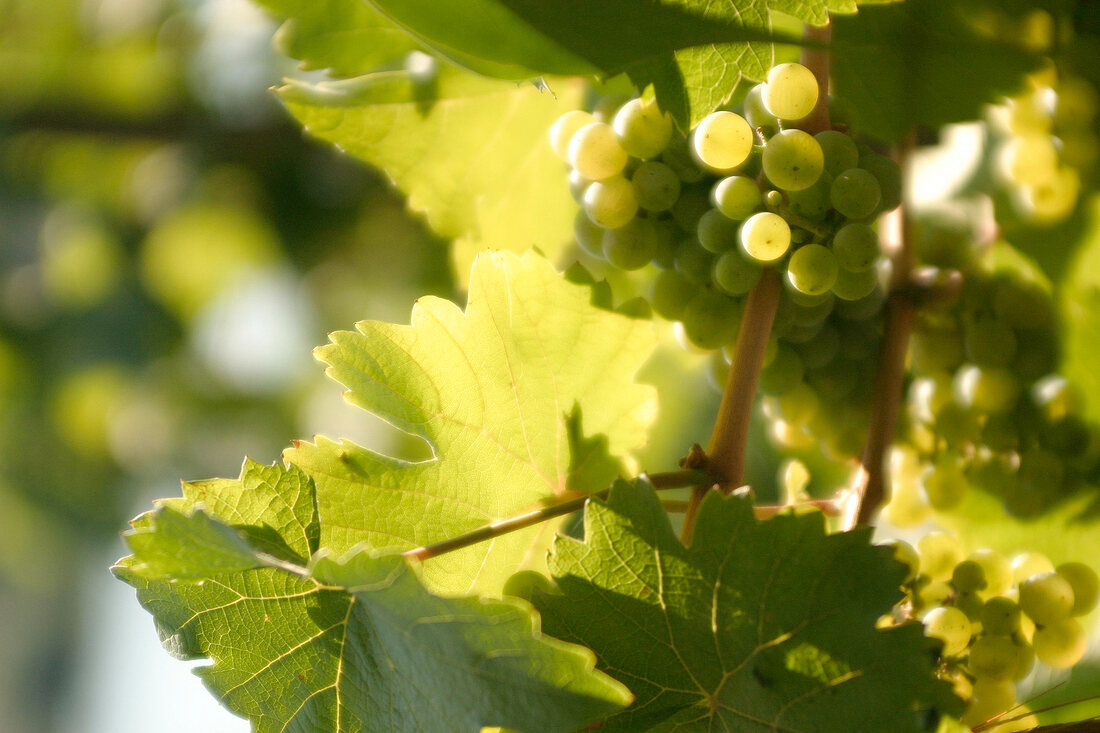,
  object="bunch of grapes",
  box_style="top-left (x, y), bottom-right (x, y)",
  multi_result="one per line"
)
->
top-left (881, 262), bottom-right (1100, 524)
top-left (881, 537), bottom-right (1100, 730)
top-left (988, 66), bottom-right (1098, 223)
top-left (551, 62), bottom-right (900, 462)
